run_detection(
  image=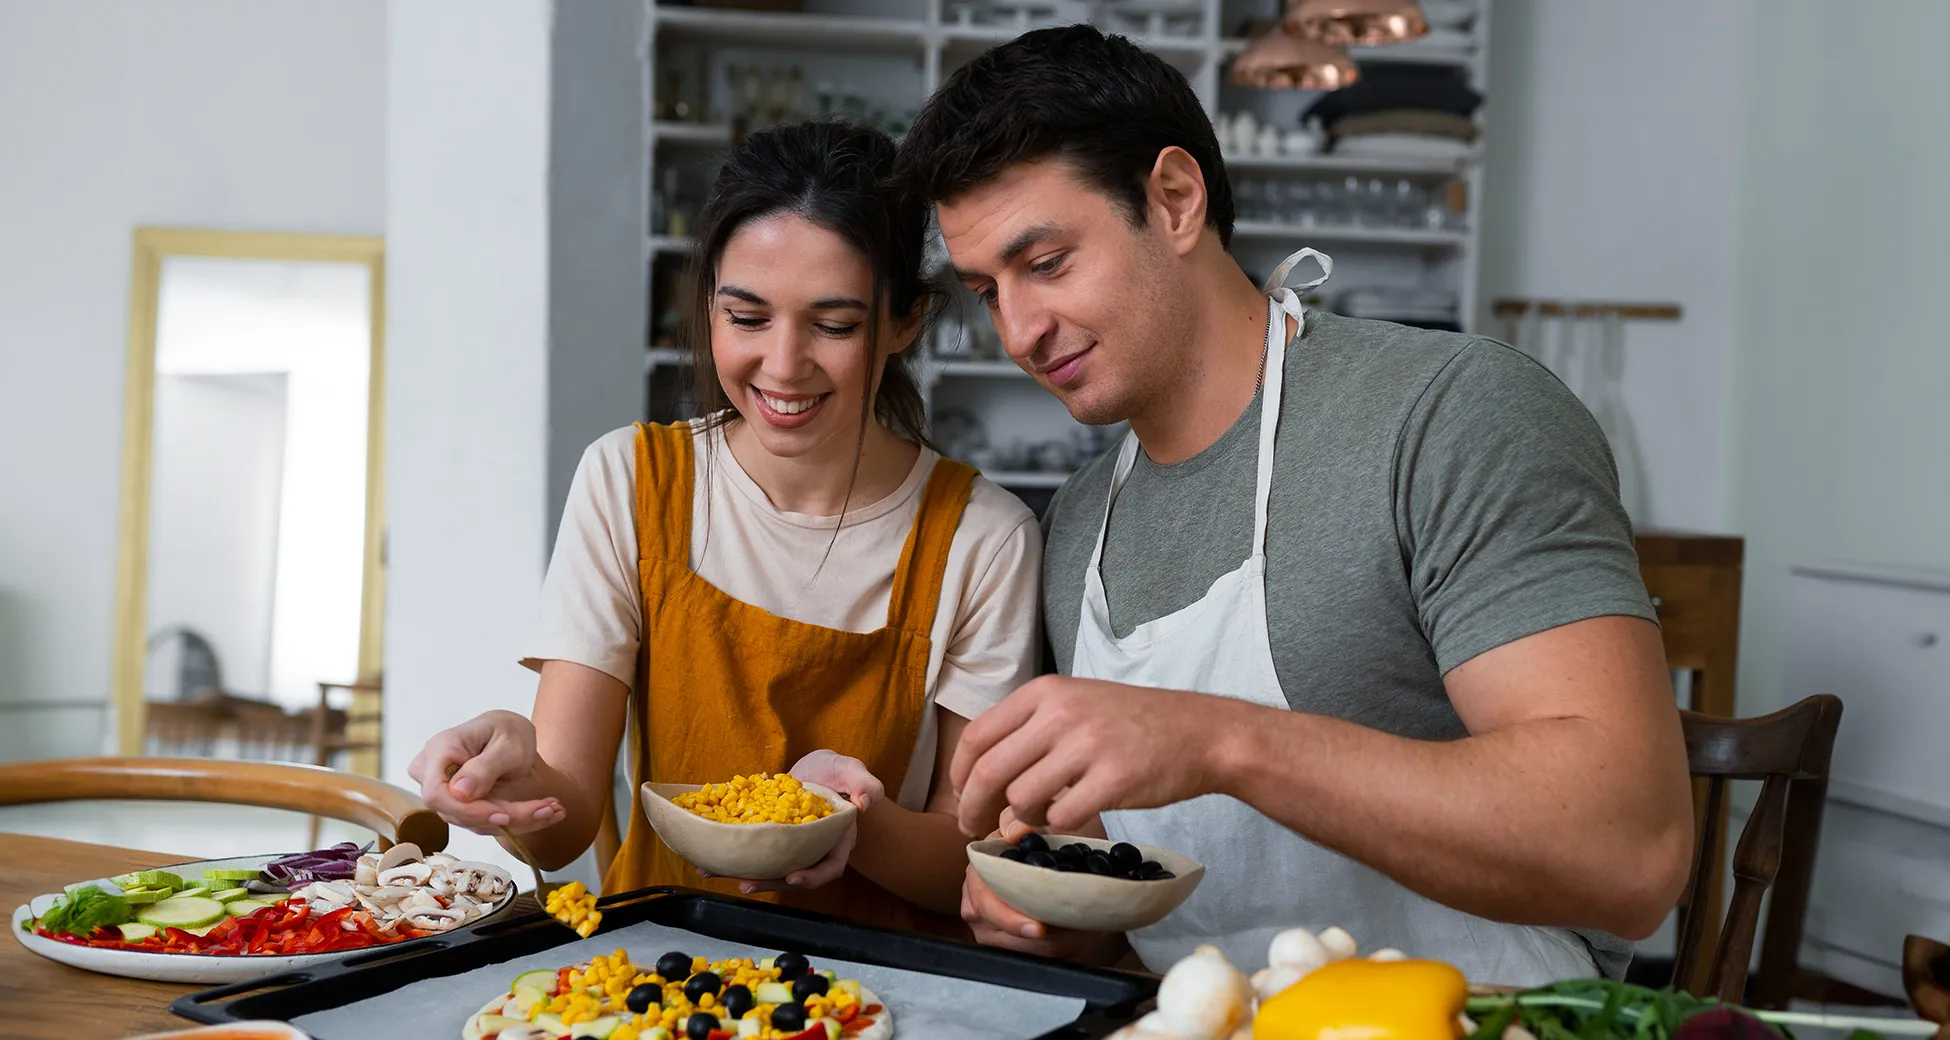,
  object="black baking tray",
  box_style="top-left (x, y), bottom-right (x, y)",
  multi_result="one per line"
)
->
top-left (171, 886), bottom-right (1158, 1039)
